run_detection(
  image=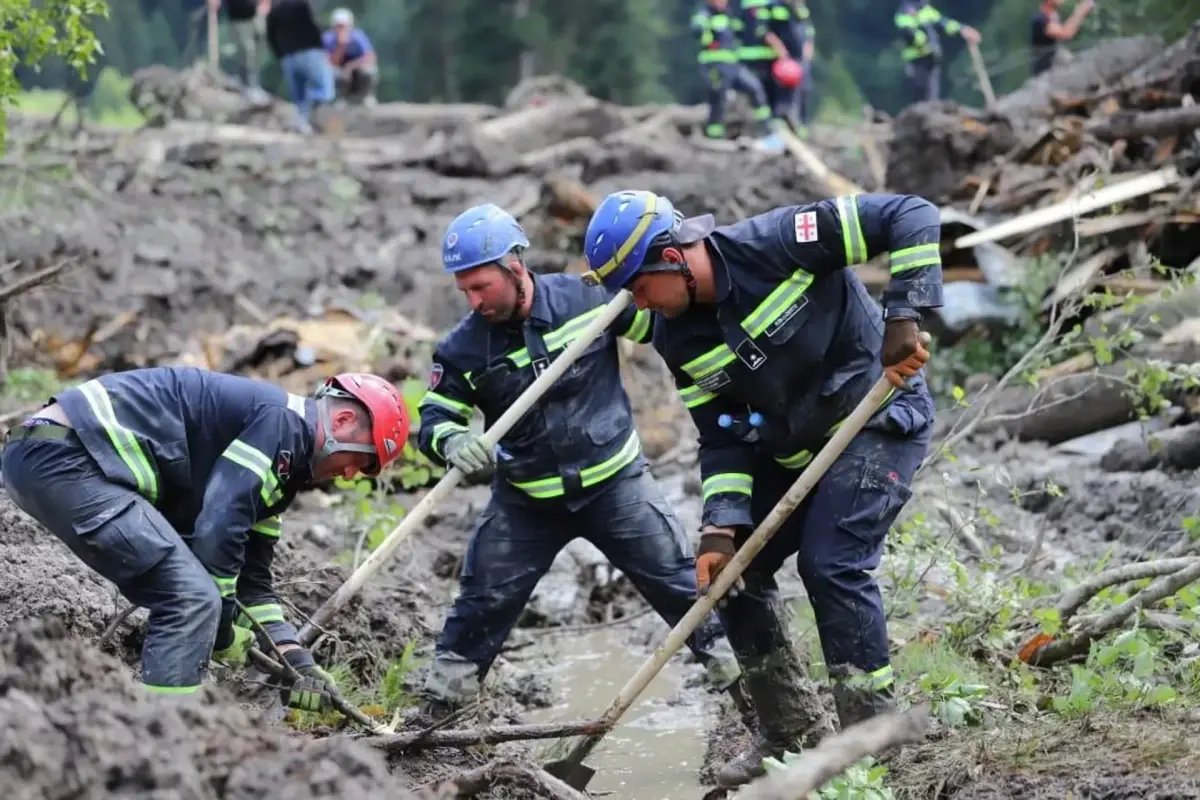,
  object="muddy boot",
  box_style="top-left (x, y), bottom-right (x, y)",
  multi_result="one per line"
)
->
top-left (829, 664), bottom-right (896, 729)
top-left (412, 654), bottom-right (480, 727)
top-left (714, 646), bottom-right (834, 789)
